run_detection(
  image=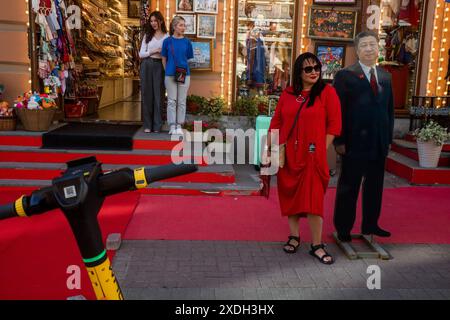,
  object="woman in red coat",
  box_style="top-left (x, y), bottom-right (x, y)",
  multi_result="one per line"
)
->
top-left (265, 52), bottom-right (341, 264)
